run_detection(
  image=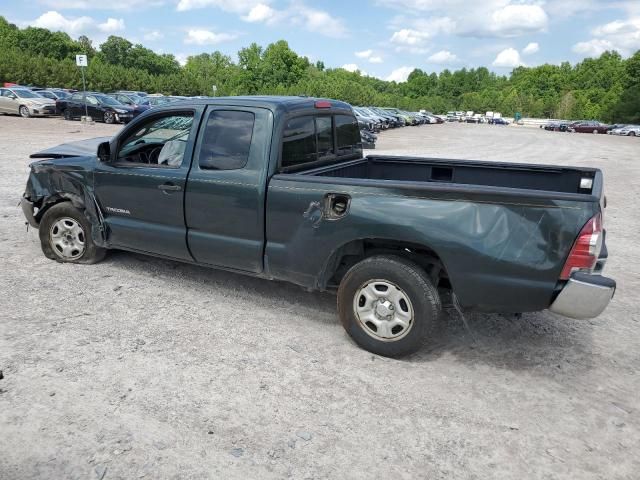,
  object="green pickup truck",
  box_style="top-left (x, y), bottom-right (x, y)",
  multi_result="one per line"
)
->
top-left (21, 96), bottom-right (615, 356)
